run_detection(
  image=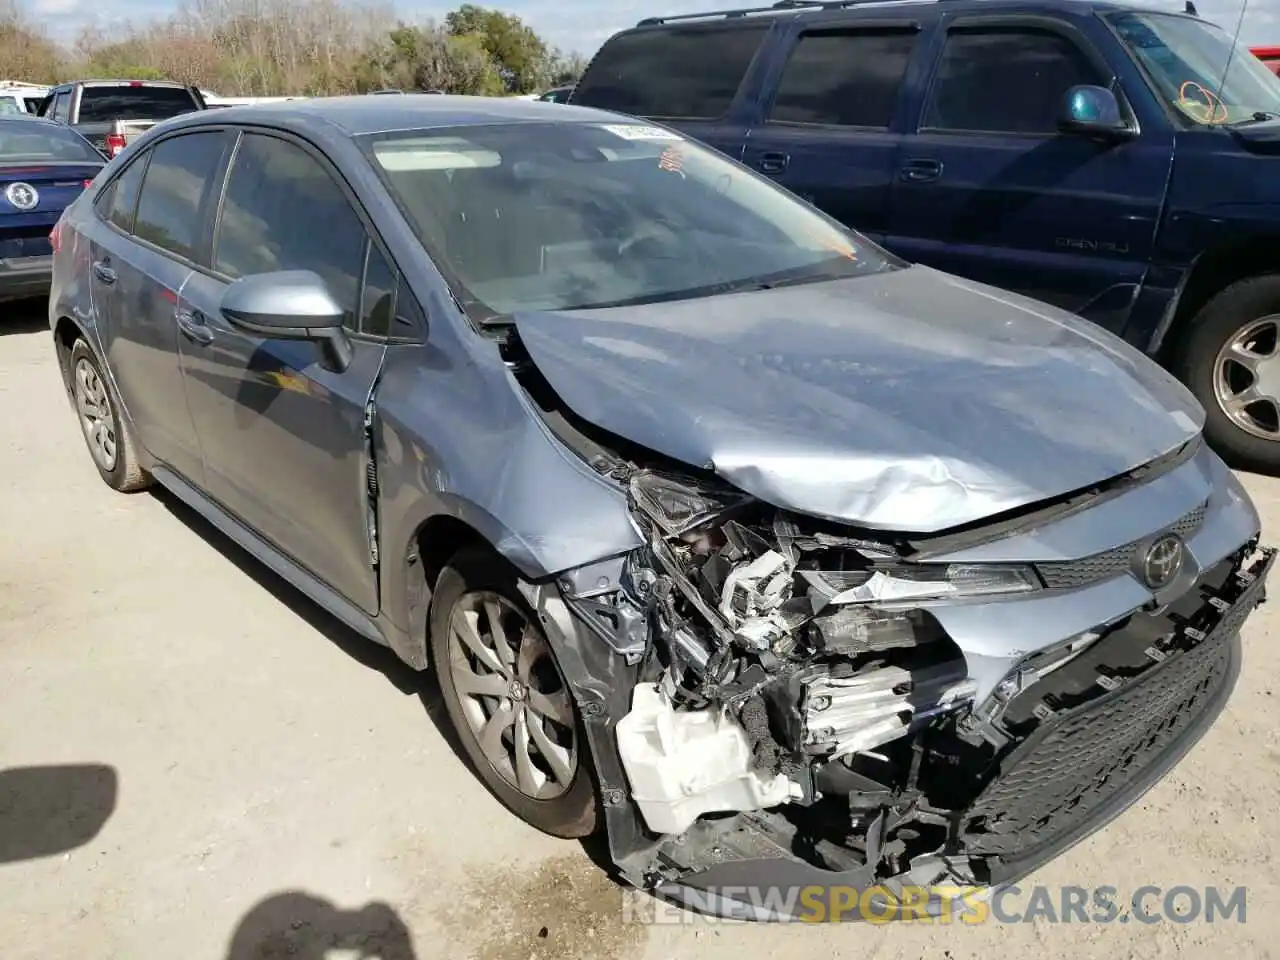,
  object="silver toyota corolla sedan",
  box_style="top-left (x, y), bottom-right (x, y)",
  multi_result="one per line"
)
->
top-left (48, 96), bottom-right (1273, 919)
